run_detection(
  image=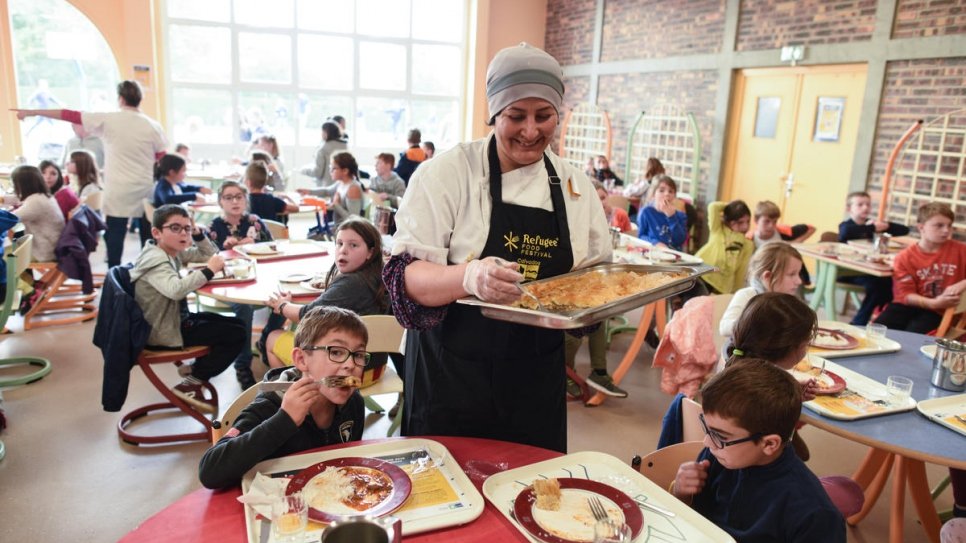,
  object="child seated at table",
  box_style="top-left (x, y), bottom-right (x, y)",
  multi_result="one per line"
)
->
top-left (873, 202), bottom-right (966, 334)
top-left (152, 153), bottom-right (211, 207)
top-left (719, 242), bottom-right (804, 340)
top-left (198, 306), bottom-right (366, 490)
top-left (751, 200), bottom-right (815, 248)
top-left (262, 217), bottom-right (389, 368)
top-left (671, 358), bottom-right (846, 542)
top-left (637, 175), bottom-right (687, 251)
top-left (837, 191), bottom-right (910, 325)
top-left (130, 204), bottom-right (246, 414)
top-left (39, 160), bottom-right (79, 220)
top-left (696, 200), bottom-right (754, 294)
top-left (10, 165), bottom-right (64, 262)
top-left (207, 180), bottom-right (273, 390)
top-left (369, 152), bottom-right (407, 209)
top-left (245, 161), bottom-right (297, 223)
top-left (595, 182), bottom-right (632, 234)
